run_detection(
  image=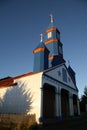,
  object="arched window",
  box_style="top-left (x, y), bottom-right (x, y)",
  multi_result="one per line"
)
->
top-left (62, 68), bottom-right (67, 82)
